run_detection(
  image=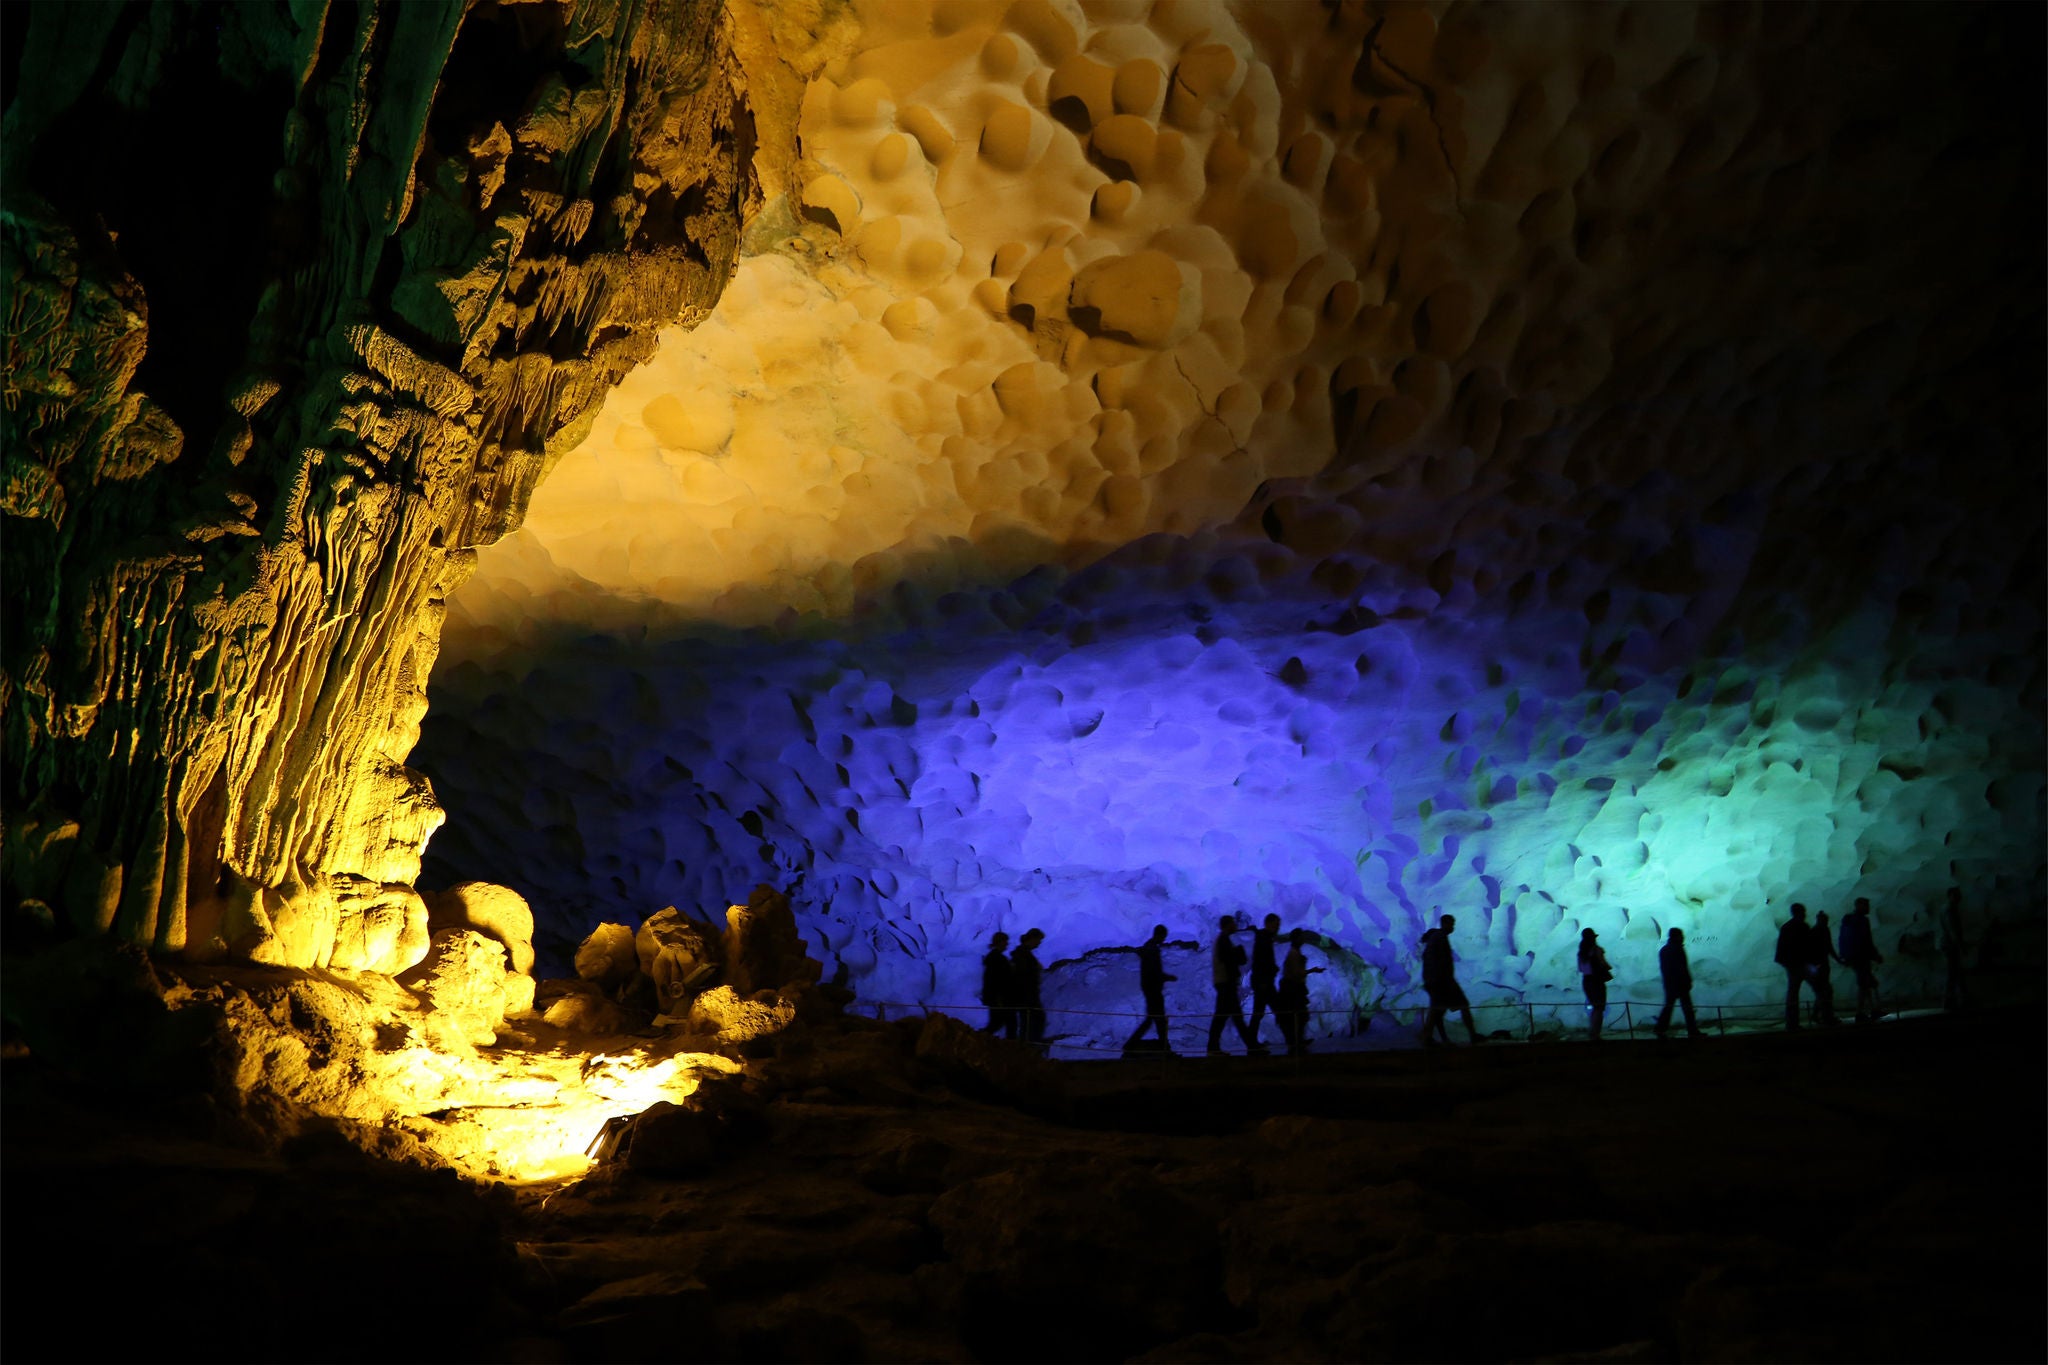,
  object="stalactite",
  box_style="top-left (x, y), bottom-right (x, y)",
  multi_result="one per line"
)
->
top-left (2, 0), bottom-right (756, 969)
